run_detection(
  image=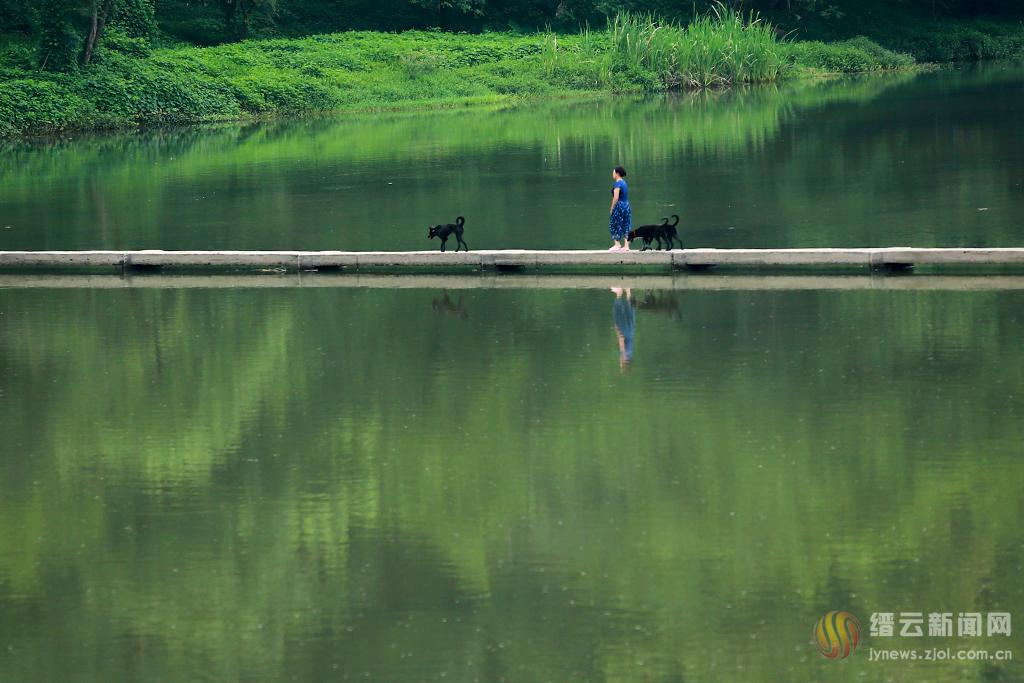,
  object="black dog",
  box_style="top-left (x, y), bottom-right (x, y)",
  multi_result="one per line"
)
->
top-left (628, 220), bottom-right (669, 251)
top-left (427, 216), bottom-right (469, 252)
top-left (661, 214), bottom-right (683, 250)
top-left (627, 215), bottom-right (682, 251)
